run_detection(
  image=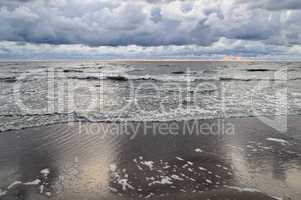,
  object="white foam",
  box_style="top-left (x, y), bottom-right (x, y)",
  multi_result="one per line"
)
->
top-left (141, 161), bottom-right (154, 170)
top-left (110, 164), bottom-right (117, 172)
top-left (195, 148), bottom-right (203, 153)
top-left (40, 168), bottom-right (50, 177)
top-left (39, 185), bottom-right (45, 193)
top-left (176, 157), bottom-right (184, 161)
top-left (146, 177), bottom-right (155, 181)
top-left (266, 138), bottom-right (289, 144)
top-left (7, 181), bottom-right (22, 189)
top-left (162, 162), bottom-right (171, 169)
top-left (189, 177), bottom-right (196, 182)
top-left (171, 175), bottom-right (184, 181)
top-left (108, 186), bottom-right (118, 193)
top-left (198, 166), bottom-right (207, 171)
top-left (205, 179), bottom-right (213, 184)
top-left (45, 192), bottom-right (52, 197)
top-left (23, 179), bottom-right (41, 185)
top-left (137, 165), bottom-right (143, 171)
top-left (145, 193), bottom-right (154, 199)
top-left (118, 179), bottom-right (134, 191)
top-left (0, 189), bottom-right (7, 197)
top-left (182, 164), bottom-right (189, 168)
top-left (151, 176), bottom-right (173, 185)
top-left (271, 196), bottom-right (283, 200)
top-left (226, 186), bottom-right (261, 193)
top-left (187, 161), bottom-right (194, 166)
top-left (0, 178), bottom-right (43, 197)
top-left (222, 186), bottom-right (283, 200)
